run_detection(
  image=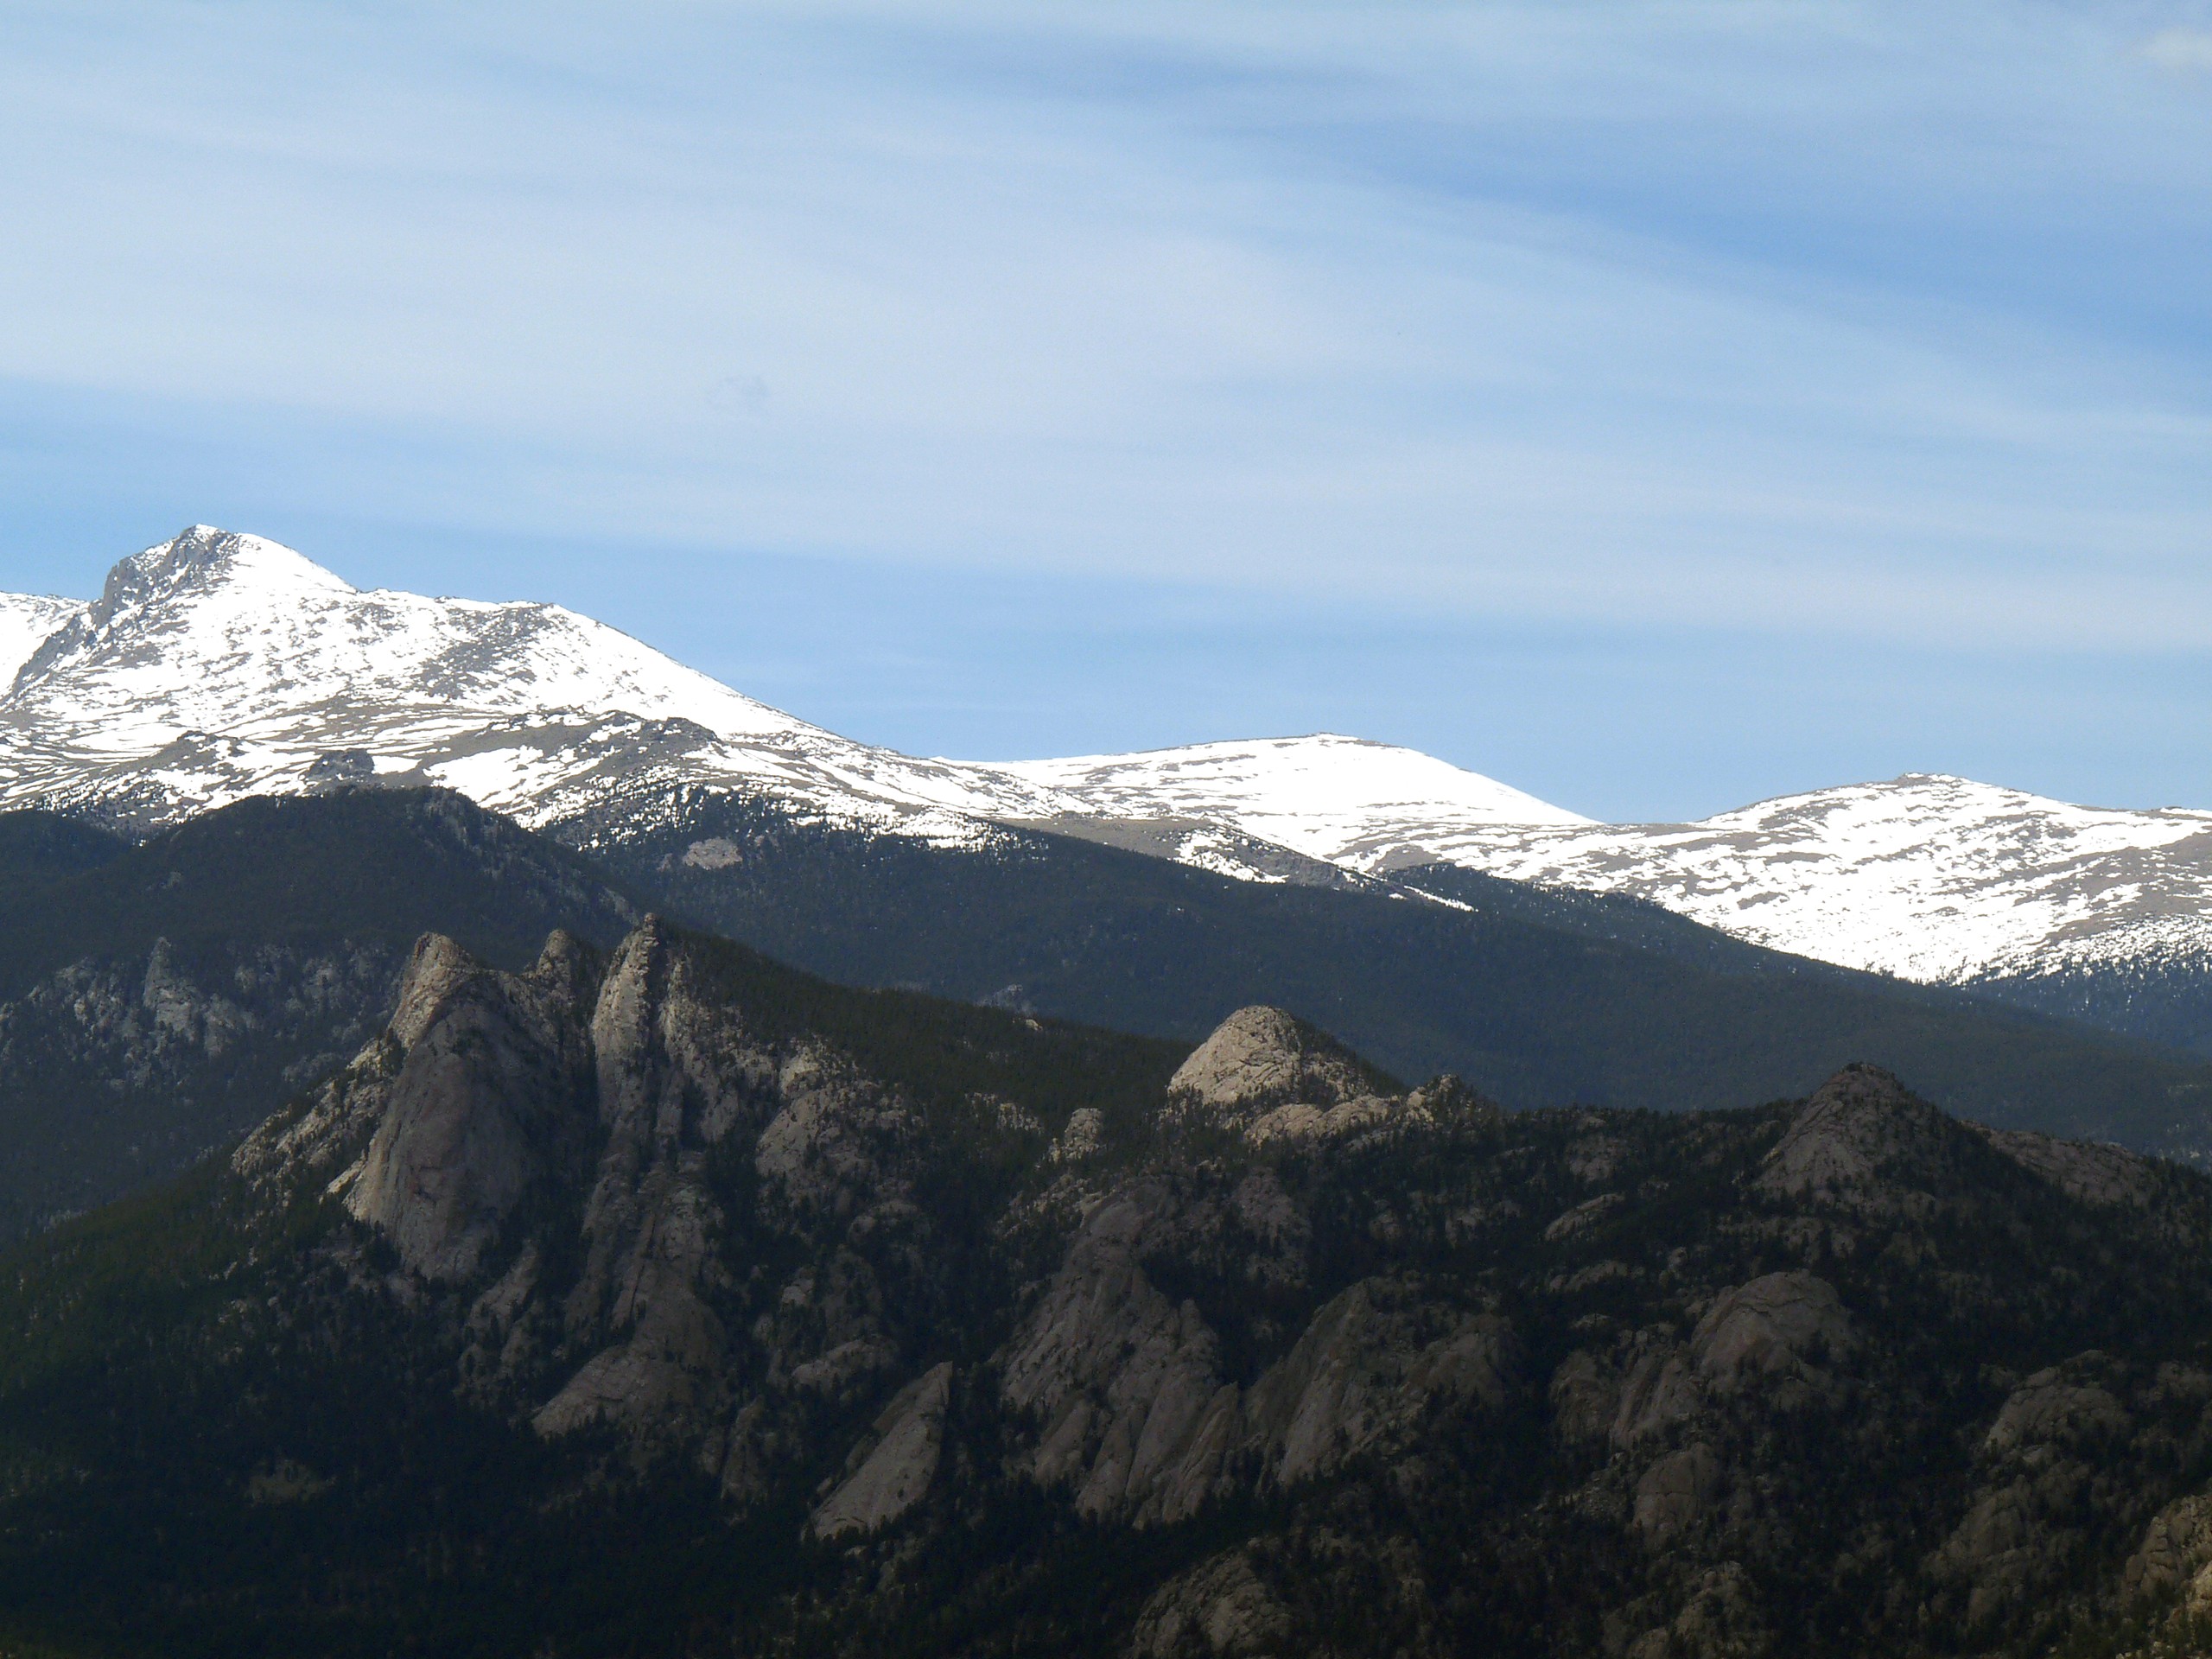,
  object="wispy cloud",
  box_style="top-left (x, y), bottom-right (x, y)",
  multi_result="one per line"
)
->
top-left (1, 3), bottom-right (2210, 654)
top-left (2144, 26), bottom-right (2212, 71)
